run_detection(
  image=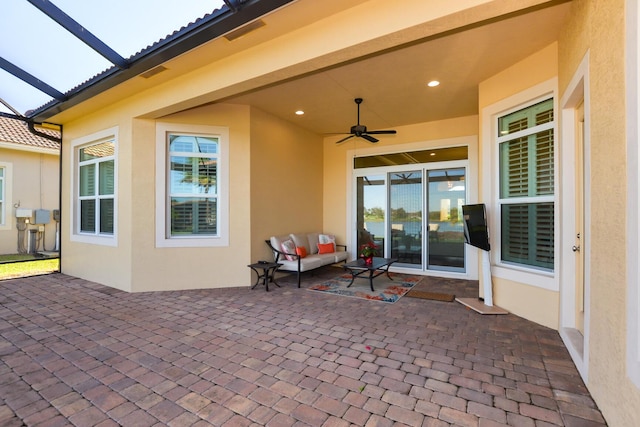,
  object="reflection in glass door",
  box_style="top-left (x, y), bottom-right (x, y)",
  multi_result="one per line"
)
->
top-left (390, 171), bottom-right (422, 265)
top-left (355, 166), bottom-right (466, 273)
top-left (427, 168), bottom-right (466, 271)
top-left (356, 175), bottom-right (385, 255)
